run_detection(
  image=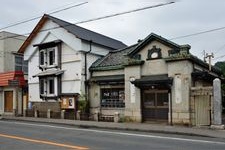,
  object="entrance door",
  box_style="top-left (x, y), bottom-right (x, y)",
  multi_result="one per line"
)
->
top-left (4, 91), bottom-right (13, 112)
top-left (142, 90), bottom-right (169, 122)
top-left (195, 95), bottom-right (210, 126)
